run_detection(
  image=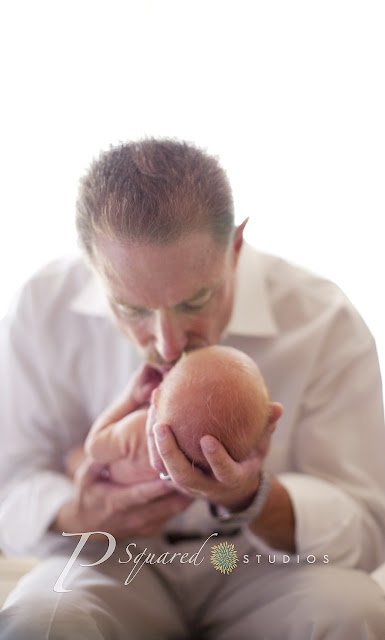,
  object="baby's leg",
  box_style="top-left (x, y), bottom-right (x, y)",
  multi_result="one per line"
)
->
top-left (87, 408), bottom-right (149, 464)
